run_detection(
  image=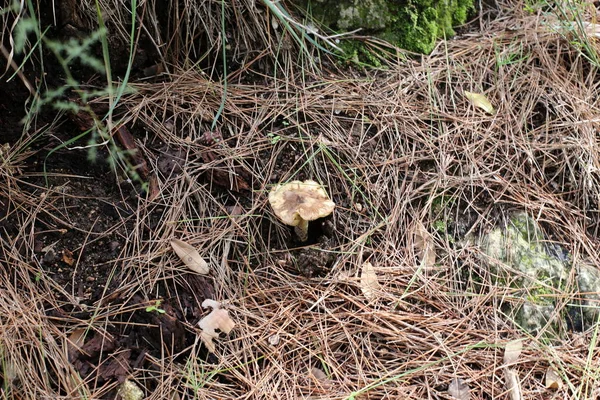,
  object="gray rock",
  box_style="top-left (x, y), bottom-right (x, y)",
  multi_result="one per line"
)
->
top-left (479, 212), bottom-right (600, 335)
